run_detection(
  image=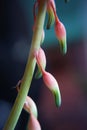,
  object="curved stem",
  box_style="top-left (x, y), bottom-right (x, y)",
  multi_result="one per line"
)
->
top-left (3, 1), bottom-right (47, 130)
